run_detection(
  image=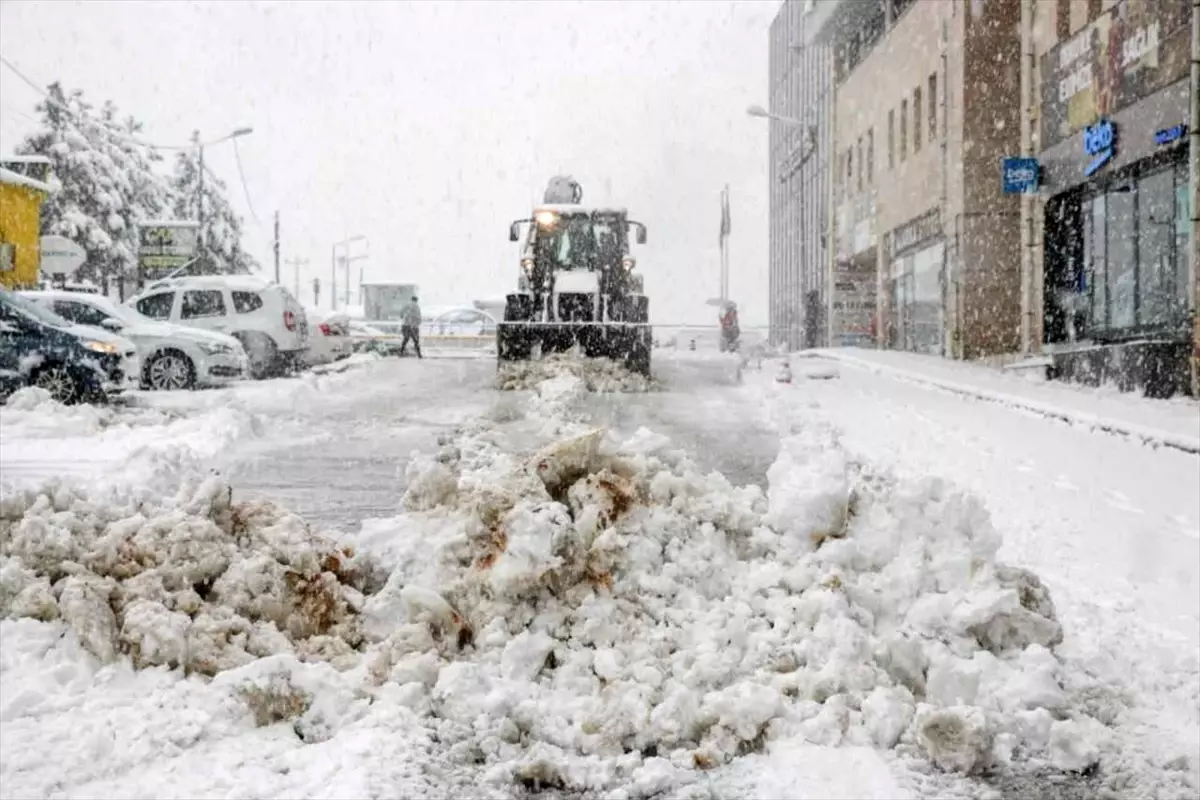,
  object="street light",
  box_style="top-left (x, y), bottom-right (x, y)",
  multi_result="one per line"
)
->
top-left (195, 126), bottom-right (254, 273)
top-left (331, 235), bottom-right (367, 311)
